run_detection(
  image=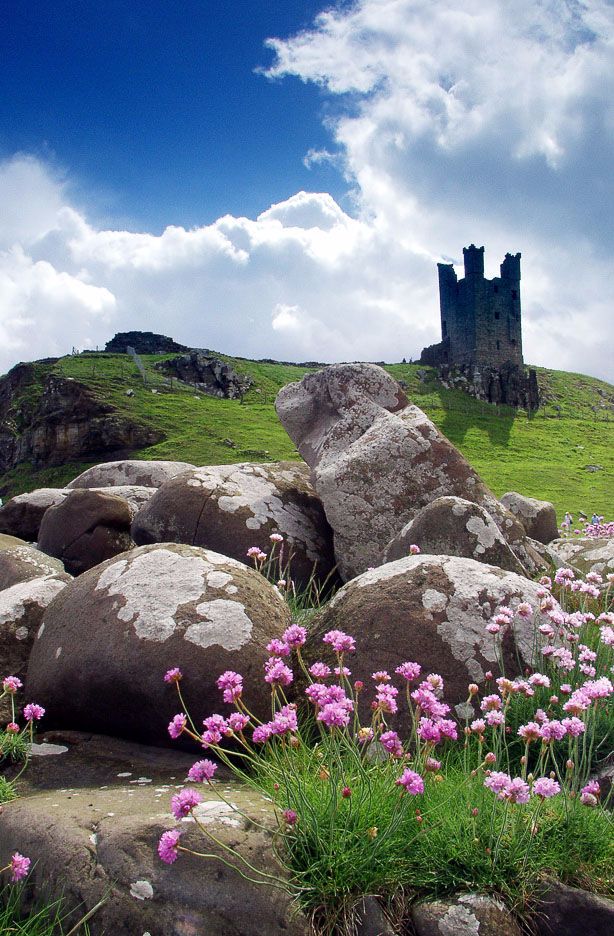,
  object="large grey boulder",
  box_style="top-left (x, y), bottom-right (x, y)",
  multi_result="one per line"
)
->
top-left (38, 489), bottom-right (135, 575)
top-left (412, 893), bottom-right (522, 936)
top-left (0, 731), bottom-right (307, 936)
top-left (131, 462), bottom-right (336, 590)
top-left (309, 554), bottom-right (558, 716)
top-left (275, 364), bottom-right (539, 581)
top-left (547, 537), bottom-right (614, 576)
top-left (0, 575), bottom-right (70, 722)
top-left (26, 543), bottom-right (292, 744)
top-left (536, 880), bottom-right (614, 936)
top-left (67, 459), bottom-right (195, 489)
top-left (500, 491), bottom-right (558, 544)
top-left (0, 488), bottom-right (69, 542)
top-left (0, 539), bottom-right (68, 590)
top-left (384, 496), bottom-right (525, 574)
